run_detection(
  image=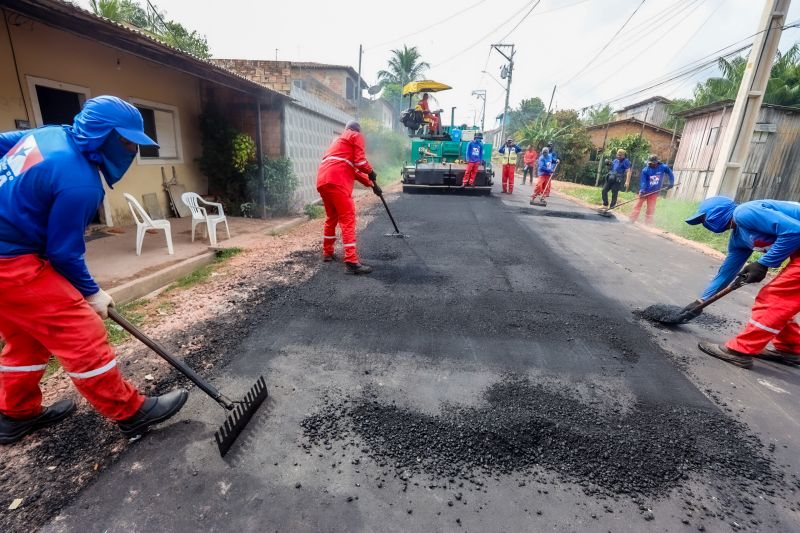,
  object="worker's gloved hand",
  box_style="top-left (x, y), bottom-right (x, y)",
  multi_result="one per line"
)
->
top-left (372, 183), bottom-right (383, 196)
top-left (678, 299), bottom-right (704, 322)
top-left (368, 170), bottom-right (377, 183)
top-left (86, 289), bottom-right (115, 319)
top-left (739, 261), bottom-right (768, 284)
